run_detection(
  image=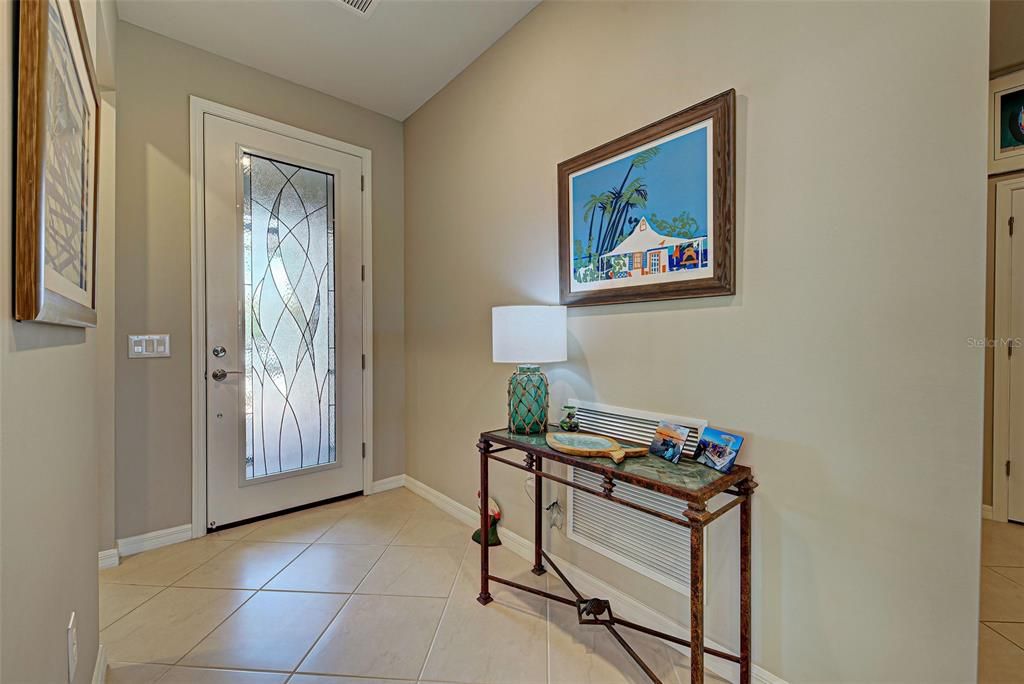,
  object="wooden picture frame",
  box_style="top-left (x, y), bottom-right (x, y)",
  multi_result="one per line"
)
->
top-left (558, 89), bottom-right (735, 307)
top-left (990, 69), bottom-right (1024, 175)
top-left (15, 0), bottom-right (100, 327)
